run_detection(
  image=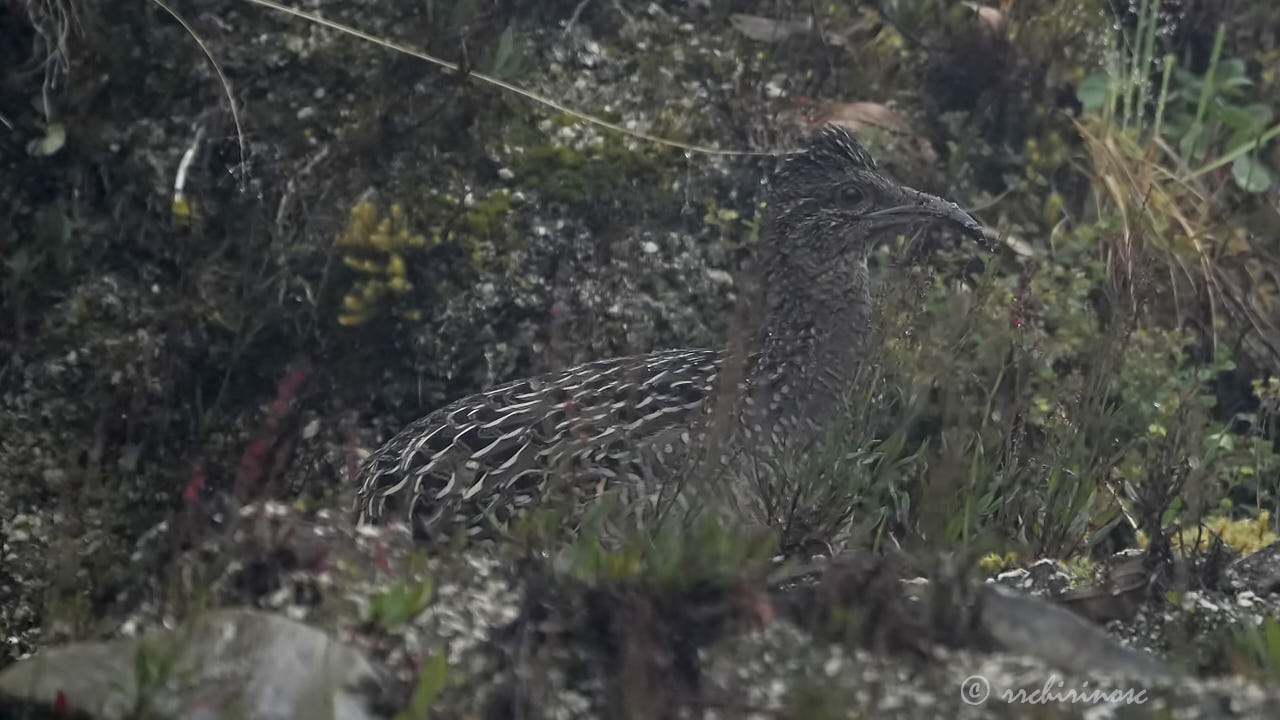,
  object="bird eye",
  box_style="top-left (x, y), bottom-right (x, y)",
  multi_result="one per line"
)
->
top-left (839, 184), bottom-right (865, 205)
